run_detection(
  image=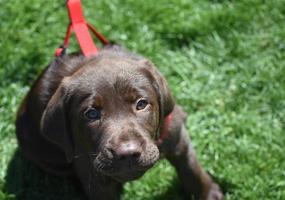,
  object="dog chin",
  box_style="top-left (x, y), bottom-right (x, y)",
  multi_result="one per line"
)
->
top-left (110, 169), bottom-right (148, 182)
top-left (95, 162), bottom-right (156, 182)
